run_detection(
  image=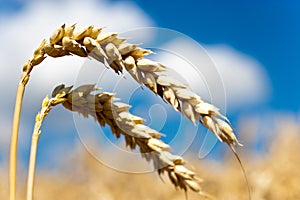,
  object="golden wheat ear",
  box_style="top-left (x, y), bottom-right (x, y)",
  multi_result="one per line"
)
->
top-left (22, 24), bottom-right (241, 149)
top-left (51, 84), bottom-right (211, 197)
